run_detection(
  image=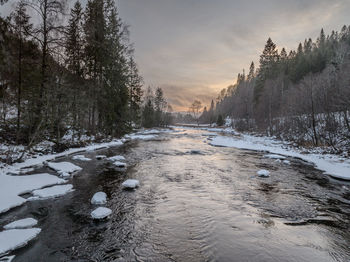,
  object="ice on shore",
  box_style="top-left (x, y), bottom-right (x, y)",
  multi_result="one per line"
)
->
top-left (257, 169), bottom-right (270, 177)
top-left (4, 218), bottom-right (38, 230)
top-left (72, 155), bottom-right (91, 161)
top-left (47, 161), bottom-right (82, 174)
top-left (91, 192), bottom-right (107, 205)
top-left (91, 207), bottom-right (112, 219)
top-left (96, 155), bottom-right (107, 160)
top-left (0, 228), bottom-right (41, 255)
top-left (122, 179), bottom-right (140, 189)
top-left (0, 173), bottom-right (66, 214)
top-left (30, 184), bottom-right (74, 200)
top-left (209, 135), bottom-right (350, 180)
top-left (264, 154), bottom-right (286, 160)
top-left (283, 160), bottom-right (291, 165)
